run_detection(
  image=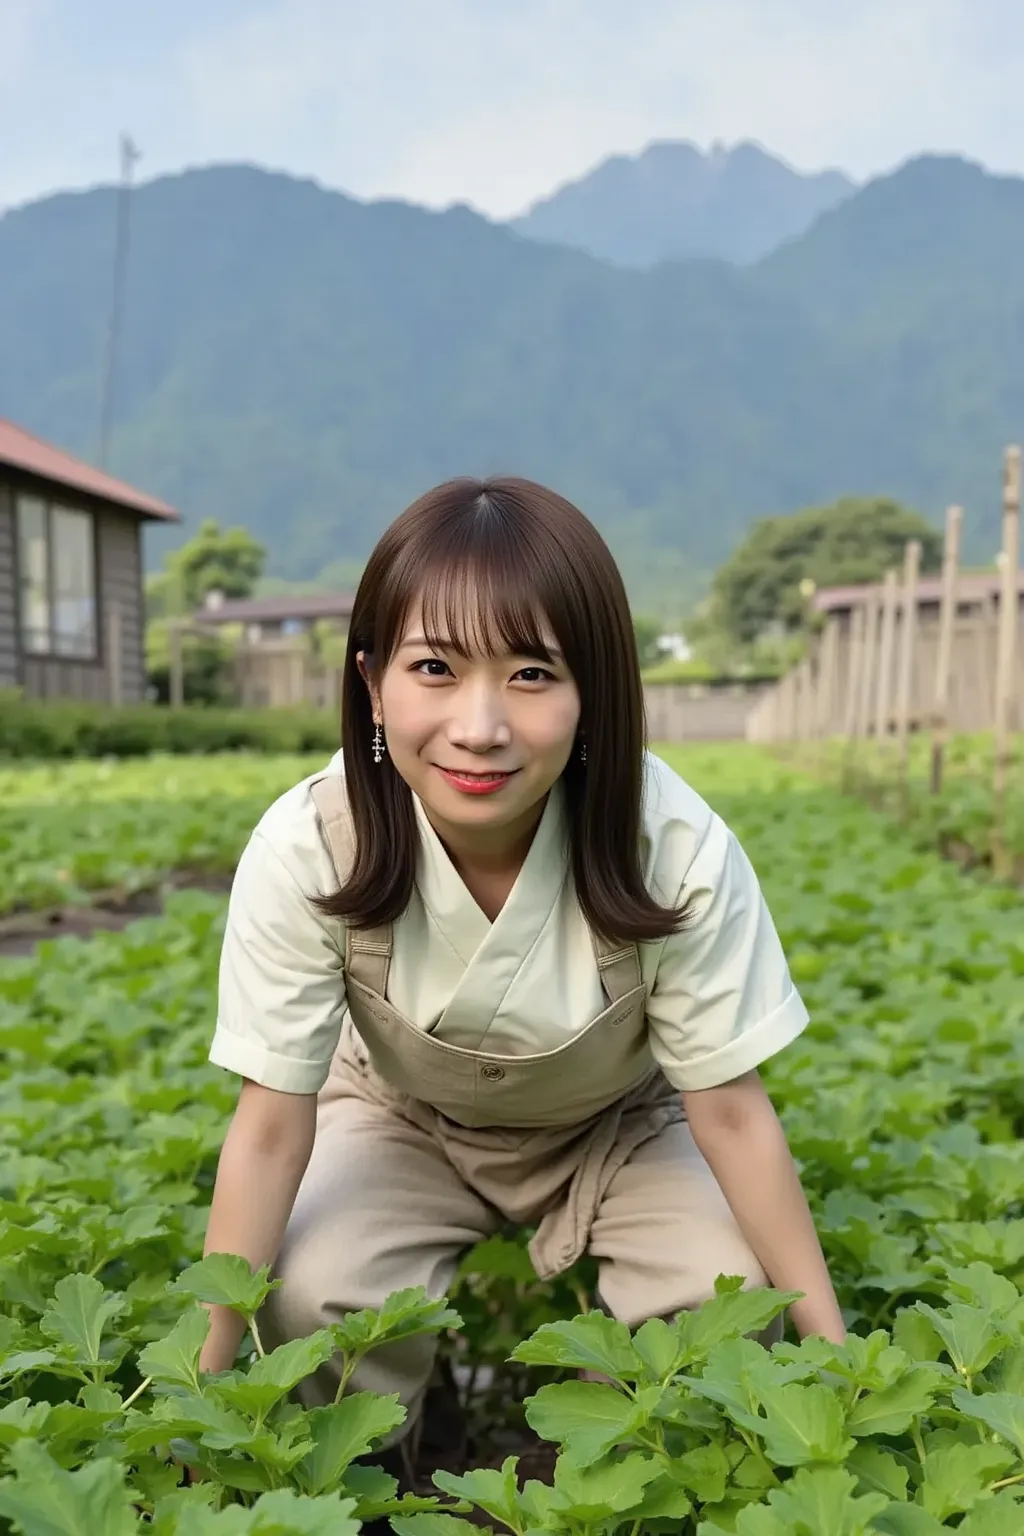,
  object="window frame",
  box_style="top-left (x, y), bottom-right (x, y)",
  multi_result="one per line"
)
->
top-left (14, 490), bottom-right (101, 664)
